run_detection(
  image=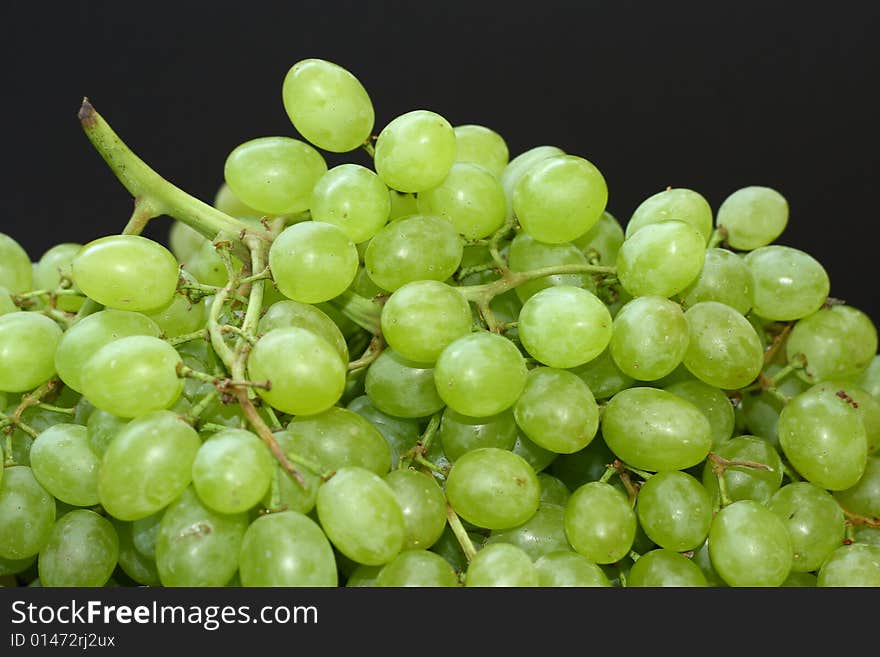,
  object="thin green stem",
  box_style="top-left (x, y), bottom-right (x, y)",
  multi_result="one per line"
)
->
top-left (707, 226), bottom-right (728, 249)
top-left (458, 263), bottom-right (616, 305)
top-left (35, 403), bottom-right (76, 416)
top-left (347, 335), bottom-right (385, 372)
top-left (446, 504), bottom-right (477, 563)
top-left (165, 329), bottom-right (209, 347)
top-left (220, 324), bottom-right (258, 346)
top-left (599, 464), bottom-right (618, 484)
top-left (183, 388), bottom-right (220, 425)
top-left (329, 290), bottom-right (383, 335)
top-left (628, 550), bottom-right (642, 562)
top-left (488, 214), bottom-right (515, 273)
